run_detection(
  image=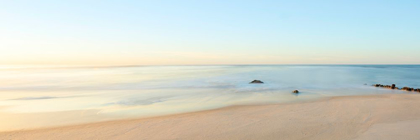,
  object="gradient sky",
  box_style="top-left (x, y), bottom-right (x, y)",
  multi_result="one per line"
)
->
top-left (1, 0), bottom-right (419, 65)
